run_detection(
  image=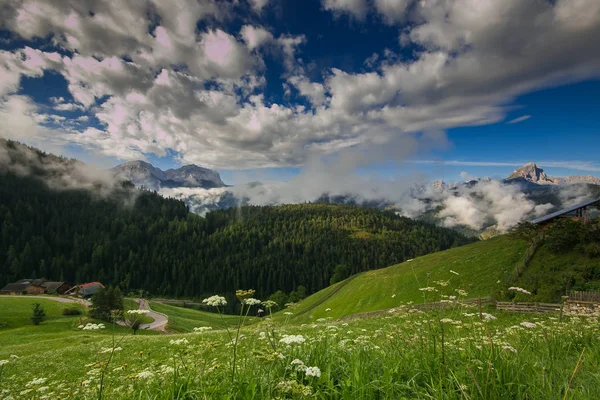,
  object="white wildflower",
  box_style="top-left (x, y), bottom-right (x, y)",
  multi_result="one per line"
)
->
top-left (391, 294), bottom-right (396, 298)
top-left (419, 287), bottom-right (437, 292)
top-left (291, 359), bottom-right (305, 365)
top-left (193, 326), bottom-right (212, 332)
top-left (508, 287), bottom-right (532, 295)
top-left (244, 298), bottom-right (261, 306)
top-left (482, 313), bottom-right (497, 320)
top-left (127, 309), bottom-right (150, 315)
top-left (450, 270), bottom-right (459, 275)
top-left (455, 289), bottom-right (468, 296)
top-left (10, 355), bottom-right (19, 359)
top-left (520, 321), bottom-right (537, 329)
top-left (502, 345), bottom-right (517, 353)
top-left (305, 366), bottom-right (321, 378)
top-left (202, 295), bottom-right (228, 307)
top-left (136, 370), bottom-right (154, 379)
top-left (0, 360), bottom-right (8, 366)
top-left (279, 335), bottom-right (306, 345)
top-left (169, 338), bottom-right (189, 346)
top-left (325, 308), bottom-right (331, 312)
top-left (283, 312), bottom-right (293, 316)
